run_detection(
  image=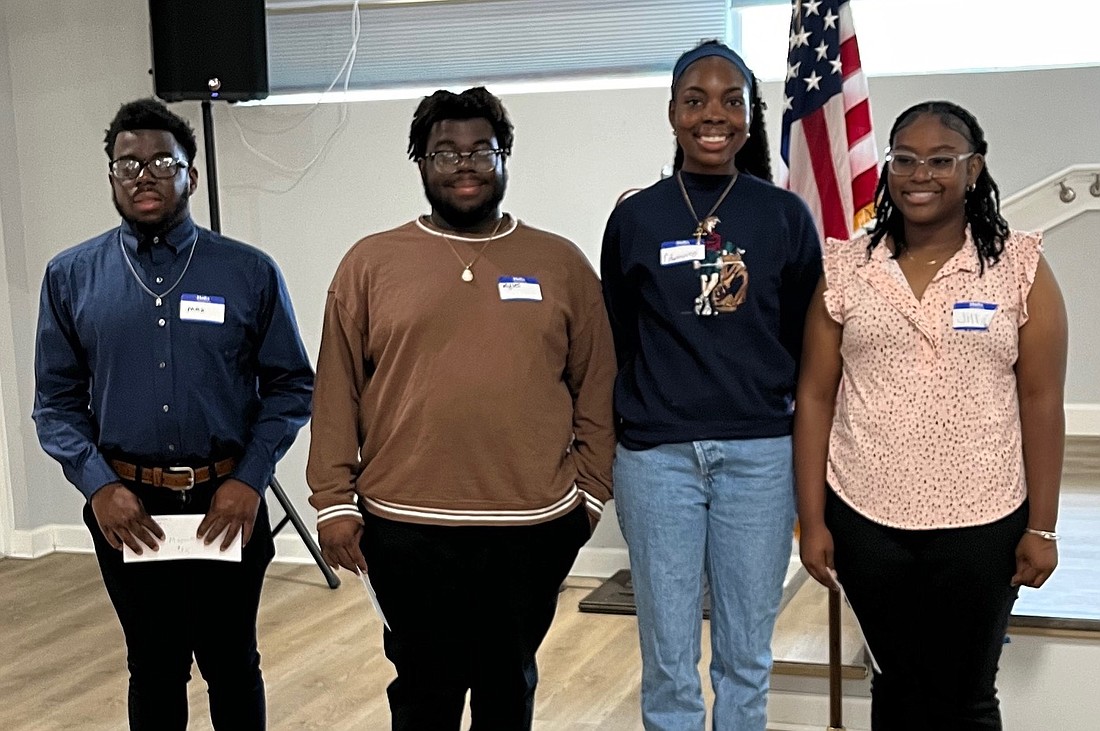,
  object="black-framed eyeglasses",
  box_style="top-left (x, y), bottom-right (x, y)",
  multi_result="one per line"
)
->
top-left (108, 156), bottom-right (189, 181)
top-left (422, 149), bottom-right (506, 174)
top-left (884, 150), bottom-right (975, 178)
